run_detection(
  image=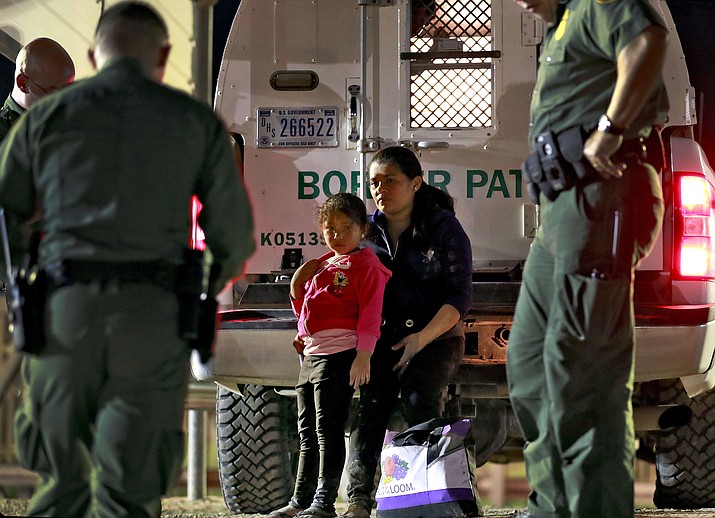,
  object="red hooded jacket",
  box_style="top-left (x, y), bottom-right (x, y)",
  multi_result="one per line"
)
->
top-left (291, 247), bottom-right (391, 353)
